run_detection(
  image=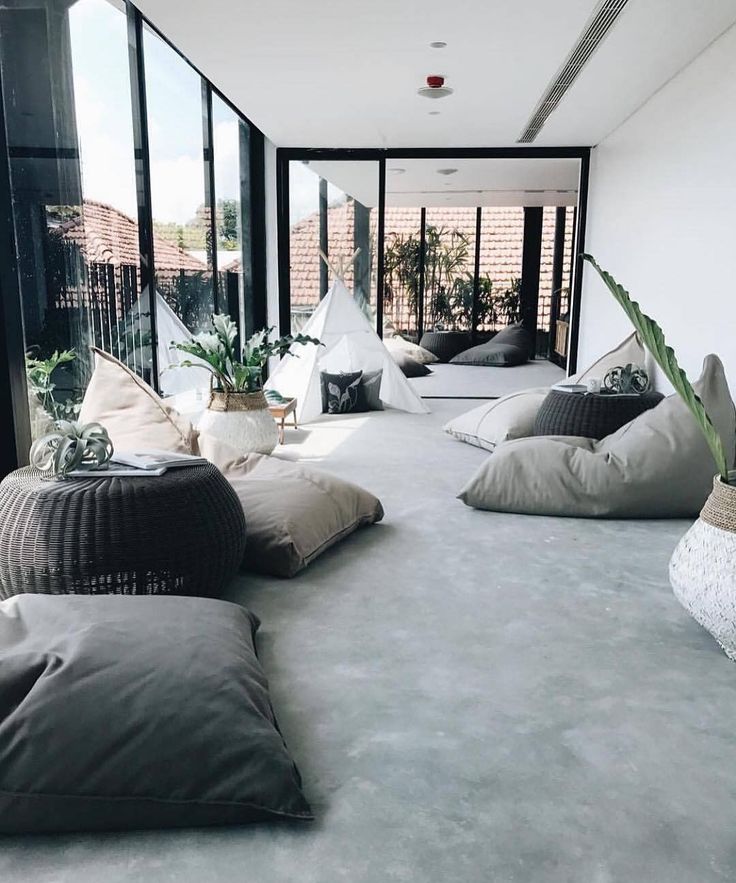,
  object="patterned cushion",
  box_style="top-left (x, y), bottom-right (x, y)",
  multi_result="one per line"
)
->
top-left (320, 371), bottom-right (364, 414)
